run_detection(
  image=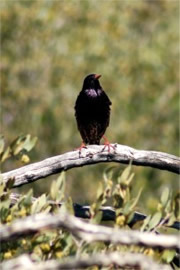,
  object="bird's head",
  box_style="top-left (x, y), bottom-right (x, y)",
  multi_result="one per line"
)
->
top-left (82, 74), bottom-right (102, 90)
